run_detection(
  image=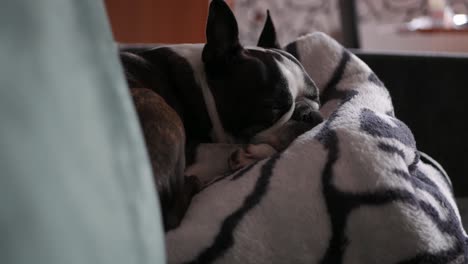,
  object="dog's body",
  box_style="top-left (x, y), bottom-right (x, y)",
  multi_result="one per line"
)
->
top-left (130, 88), bottom-right (200, 230)
top-left (121, 0), bottom-right (322, 231)
top-left (123, 43), bottom-right (322, 145)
